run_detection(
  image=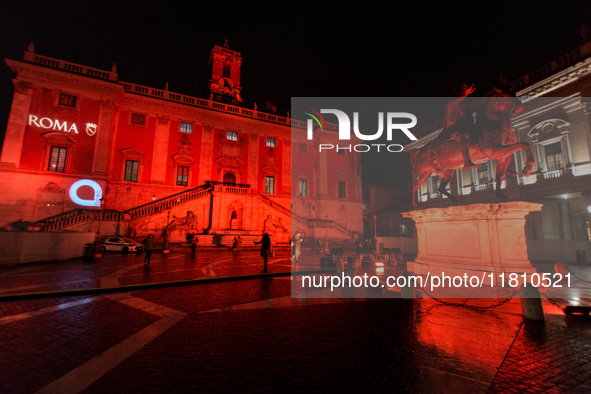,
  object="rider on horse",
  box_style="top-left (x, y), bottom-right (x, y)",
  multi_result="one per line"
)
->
top-left (443, 83), bottom-right (479, 169)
